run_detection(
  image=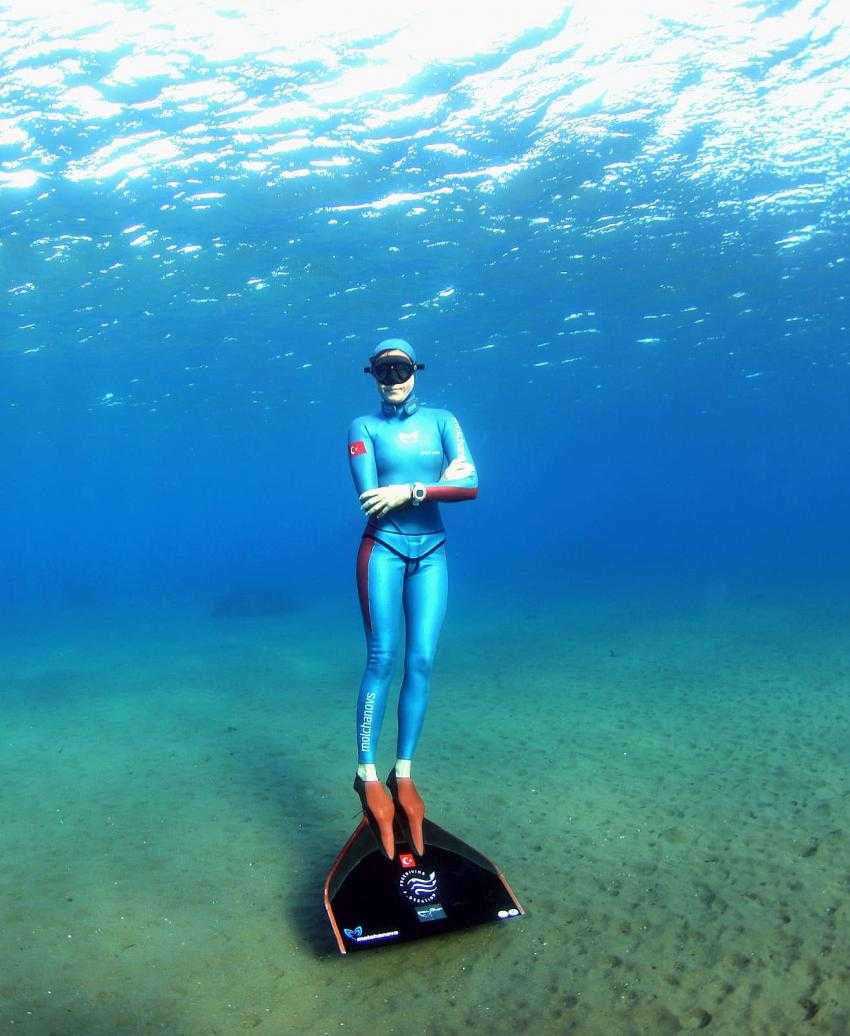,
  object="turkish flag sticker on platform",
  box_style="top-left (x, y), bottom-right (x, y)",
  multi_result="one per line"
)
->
top-left (349, 440), bottom-right (367, 456)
